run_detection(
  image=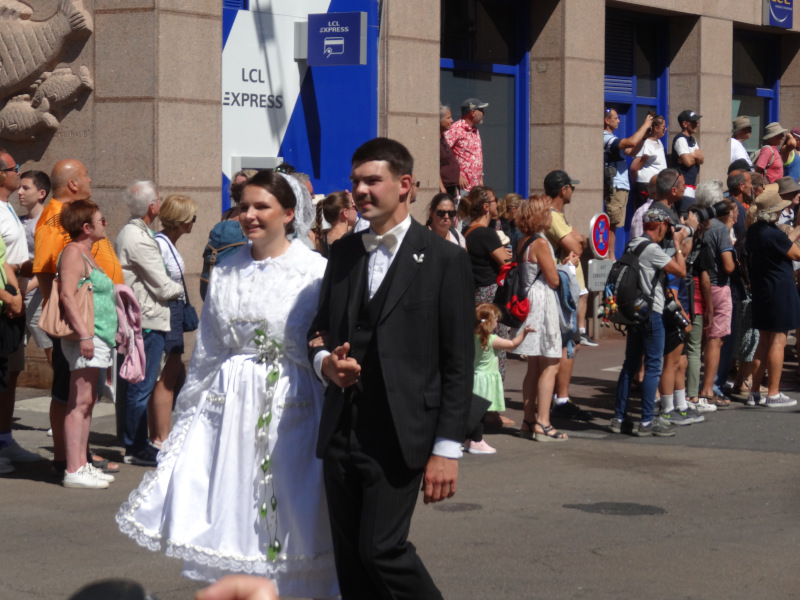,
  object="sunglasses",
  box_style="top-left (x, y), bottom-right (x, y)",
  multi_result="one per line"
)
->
top-left (0, 164), bottom-right (19, 174)
top-left (435, 209), bottom-right (457, 219)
